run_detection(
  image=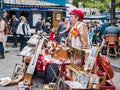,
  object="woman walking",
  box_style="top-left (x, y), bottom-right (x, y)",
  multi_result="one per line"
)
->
top-left (0, 17), bottom-right (6, 59)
